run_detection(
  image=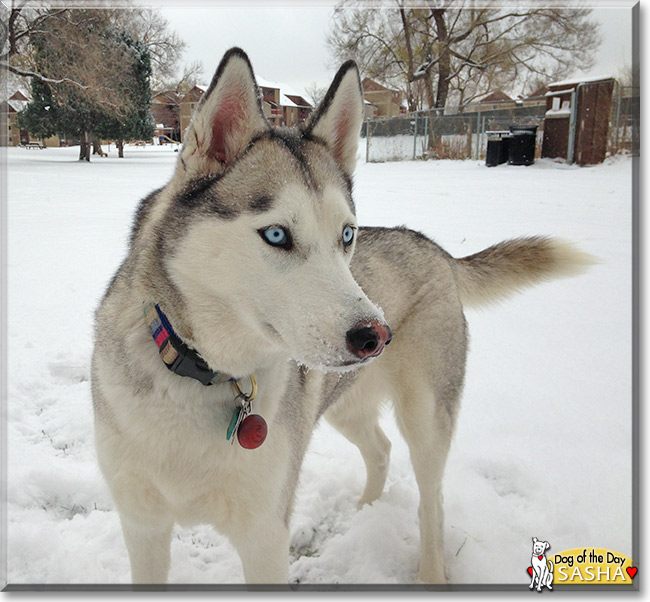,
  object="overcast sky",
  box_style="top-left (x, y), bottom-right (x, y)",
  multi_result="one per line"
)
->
top-left (158, 3), bottom-right (636, 101)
